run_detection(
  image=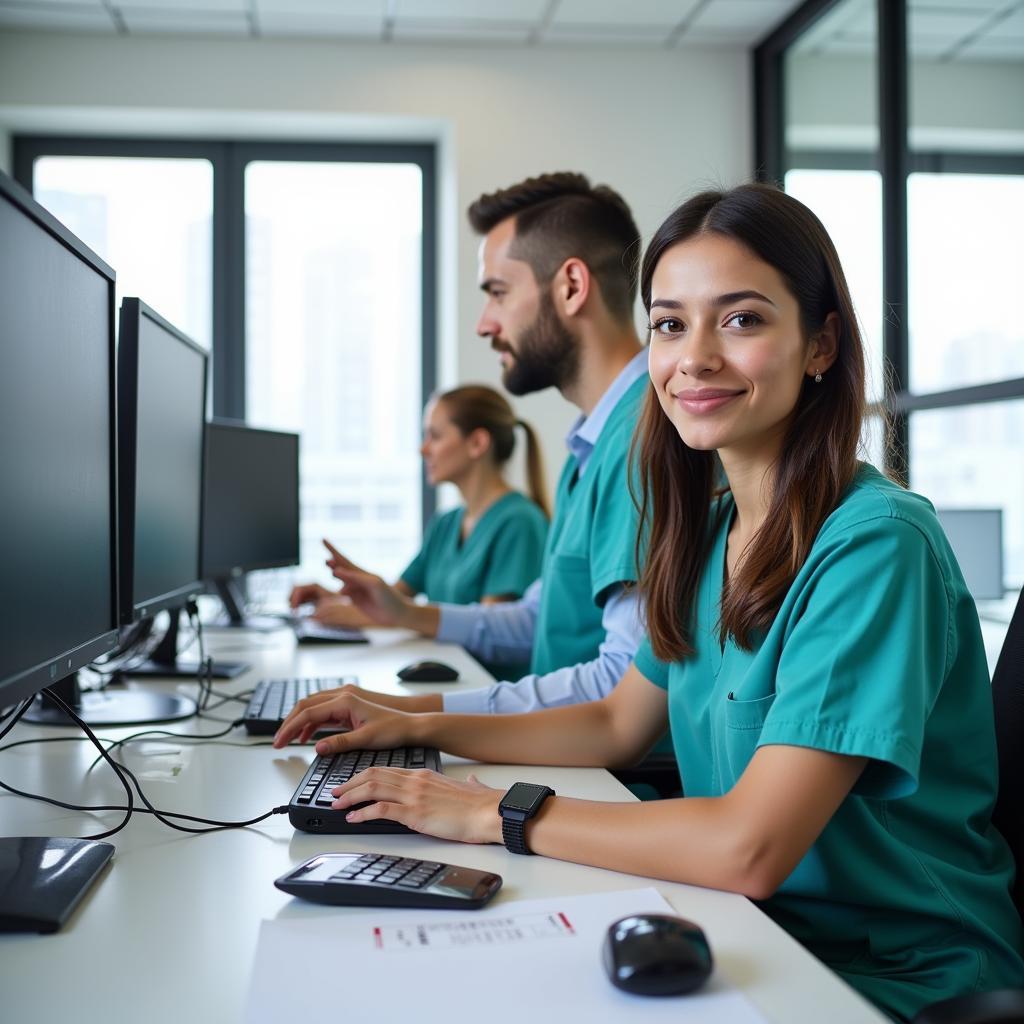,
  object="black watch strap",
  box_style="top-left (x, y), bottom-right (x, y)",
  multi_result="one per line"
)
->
top-left (501, 815), bottom-right (531, 856)
top-left (499, 783), bottom-right (555, 856)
